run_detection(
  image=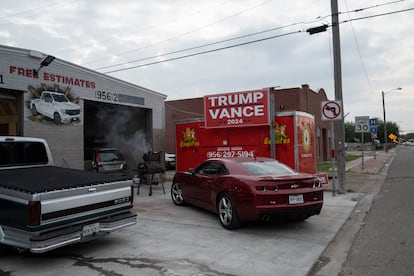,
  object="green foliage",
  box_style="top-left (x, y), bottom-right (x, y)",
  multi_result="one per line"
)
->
top-left (345, 120), bottom-right (400, 143)
top-left (317, 154), bottom-right (361, 172)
